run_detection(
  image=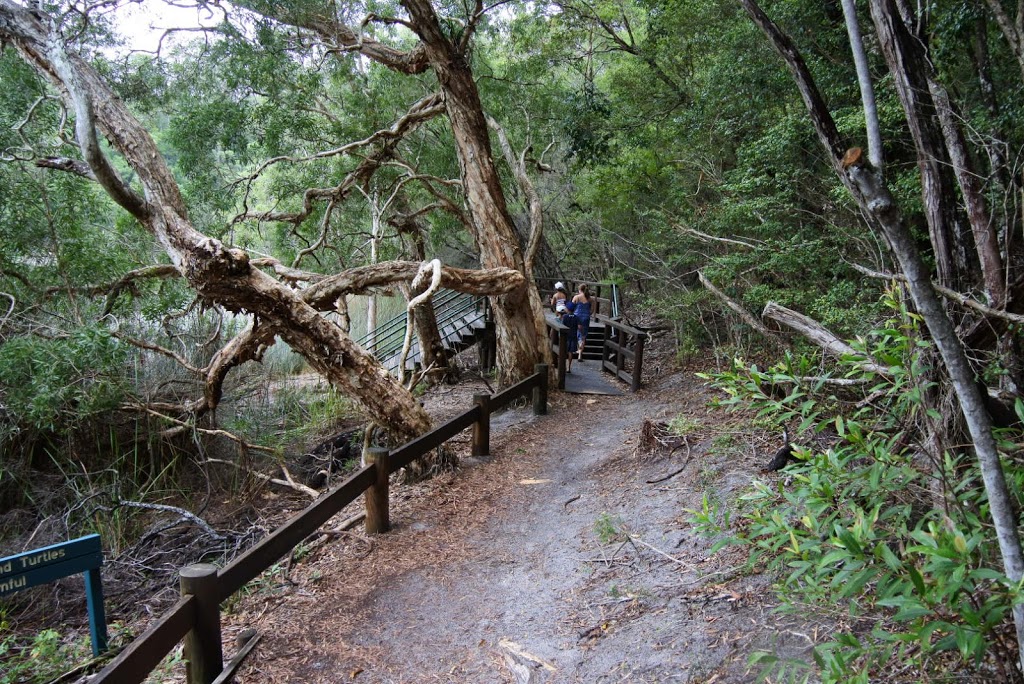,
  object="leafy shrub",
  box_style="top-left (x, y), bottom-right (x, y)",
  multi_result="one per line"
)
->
top-left (0, 325), bottom-right (127, 438)
top-left (0, 627), bottom-right (90, 684)
top-left (693, 294), bottom-right (1024, 681)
